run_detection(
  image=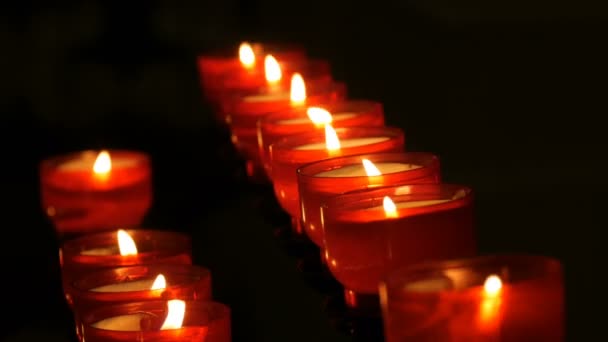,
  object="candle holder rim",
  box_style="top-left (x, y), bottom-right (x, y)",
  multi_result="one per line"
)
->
top-left (71, 264), bottom-right (211, 294)
top-left (297, 151), bottom-right (440, 180)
